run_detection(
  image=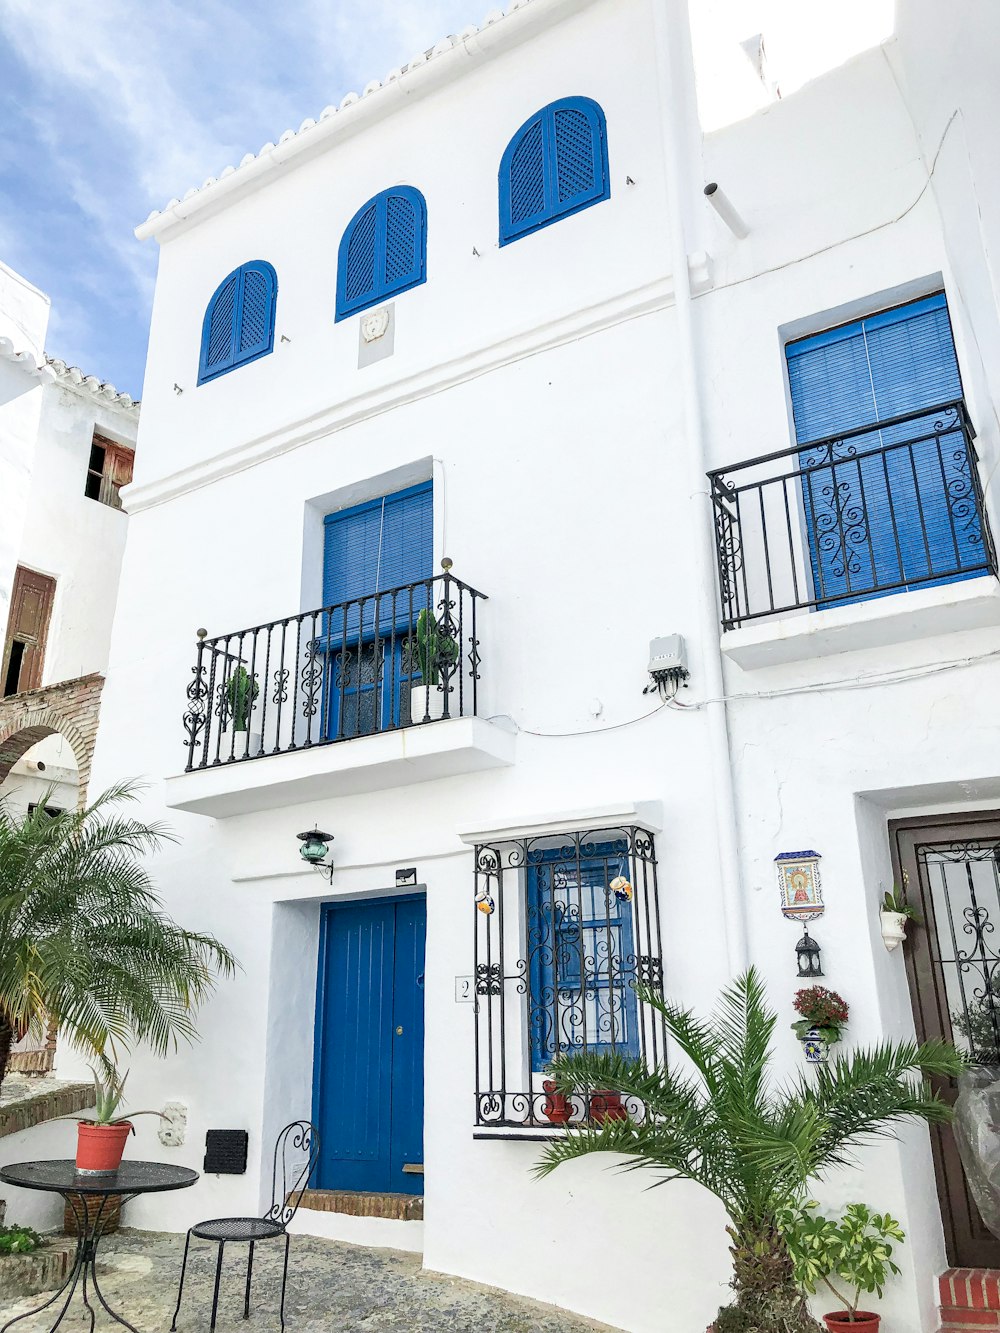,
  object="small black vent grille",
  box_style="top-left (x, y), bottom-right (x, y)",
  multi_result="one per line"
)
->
top-left (204, 1130), bottom-right (248, 1175)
